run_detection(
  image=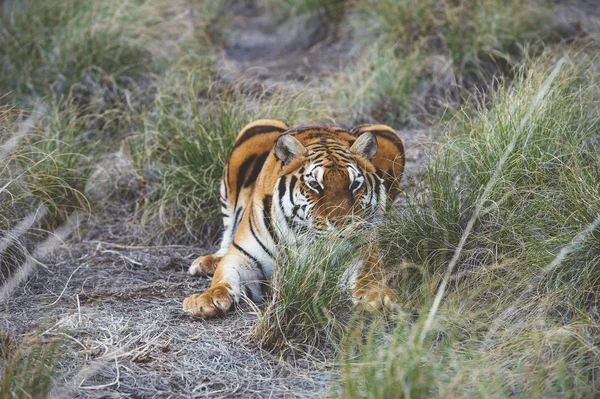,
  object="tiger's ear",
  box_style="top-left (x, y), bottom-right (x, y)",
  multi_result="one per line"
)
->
top-left (275, 134), bottom-right (307, 165)
top-left (350, 132), bottom-right (378, 161)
